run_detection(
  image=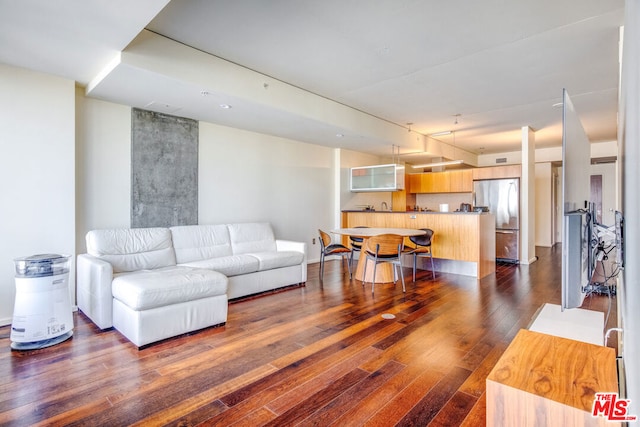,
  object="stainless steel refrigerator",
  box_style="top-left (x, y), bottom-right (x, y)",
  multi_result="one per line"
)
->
top-left (474, 178), bottom-right (520, 262)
